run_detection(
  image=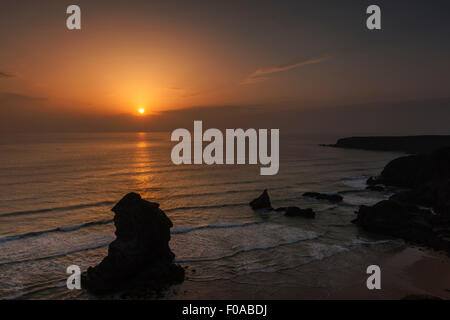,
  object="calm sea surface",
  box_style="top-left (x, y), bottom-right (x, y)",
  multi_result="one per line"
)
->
top-left (0, 132), bottom-right (404, 299)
